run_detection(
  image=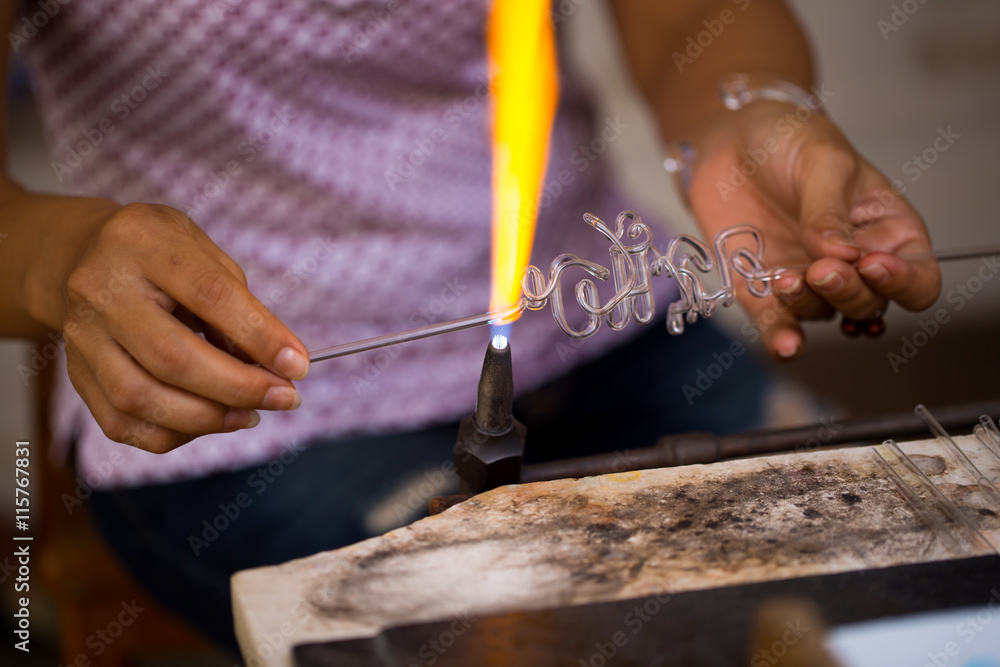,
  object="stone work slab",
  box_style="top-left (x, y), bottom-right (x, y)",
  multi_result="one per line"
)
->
top-left (232, 437), bottom-right (1000, 667)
